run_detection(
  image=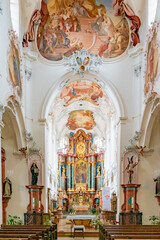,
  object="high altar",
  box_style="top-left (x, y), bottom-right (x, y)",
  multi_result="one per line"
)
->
top-left (57, 129), bottom-right (104, 212)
